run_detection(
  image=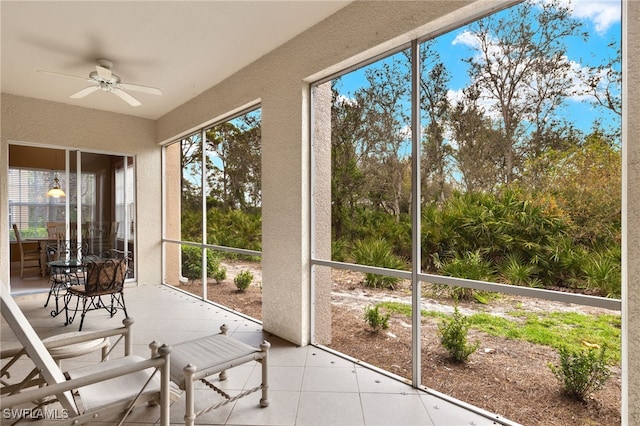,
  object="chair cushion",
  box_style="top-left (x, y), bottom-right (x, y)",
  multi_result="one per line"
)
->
top-left (169, 333), bottom-right (260, 388)
top-left (42, 332), bottom-right (109, 361)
